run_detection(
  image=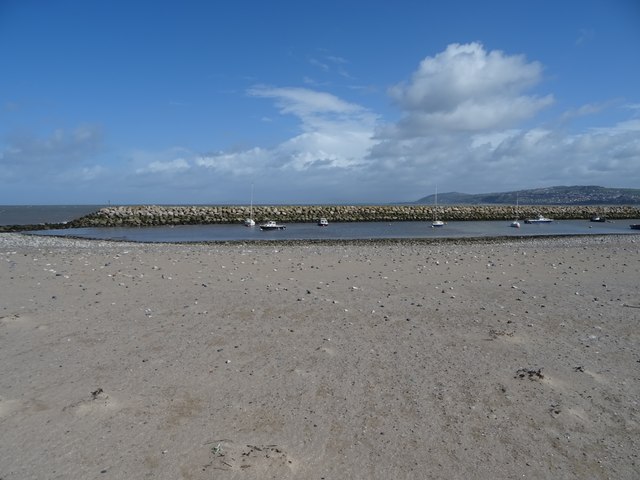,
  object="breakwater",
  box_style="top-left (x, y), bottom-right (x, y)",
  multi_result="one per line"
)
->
top-left (58, 204), bottom-right (640, 228)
